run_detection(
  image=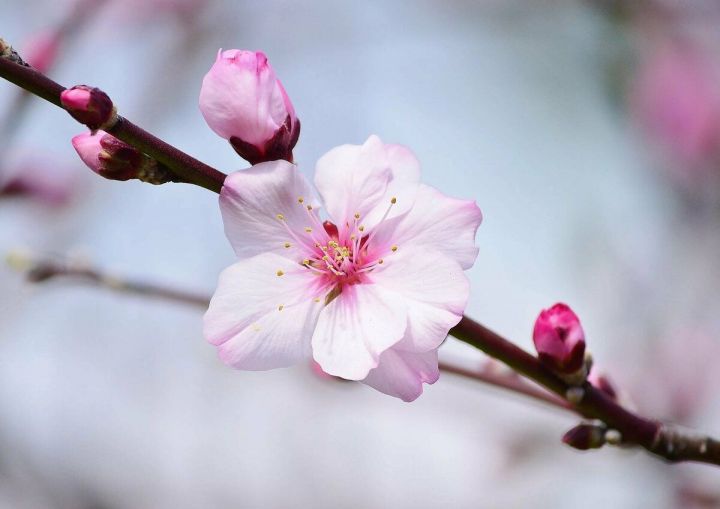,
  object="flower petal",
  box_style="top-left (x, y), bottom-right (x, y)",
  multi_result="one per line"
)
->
top-left (204, 252), bottom-right (324, 348)
top-left (217, 297), bottom-right (322, 370)
top-left (220, 161), bottom-right (321, 260)
top-left (361, 348), bottom-right (439, 402)
top-left (370, 248), bottom-right (469, 351)
top-left (311, 283), bottom-right (407, 380)
top-left (314, 135), bottom-right (420, 229)
top-left (367, 184), bottom-right (482, 270)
